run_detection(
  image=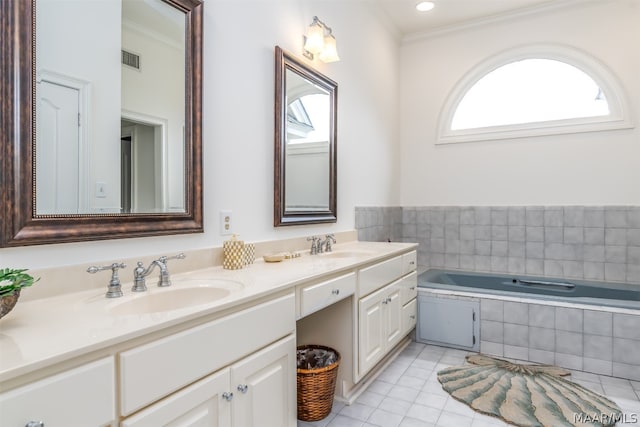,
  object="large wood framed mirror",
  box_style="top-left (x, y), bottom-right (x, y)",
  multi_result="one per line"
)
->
top-left (274, 46), bottom-right (337, 226)
top-left (0, 0), bottom-right (203, 247)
